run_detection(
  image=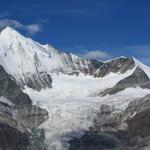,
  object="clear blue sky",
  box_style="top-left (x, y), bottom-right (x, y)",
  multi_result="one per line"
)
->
top-left (0, 0), bottom-right (150, 65)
